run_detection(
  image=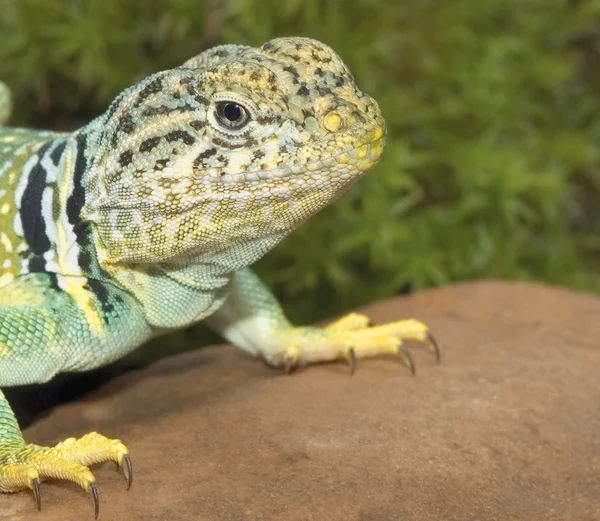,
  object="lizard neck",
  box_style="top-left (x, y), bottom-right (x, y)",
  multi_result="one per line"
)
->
top-left (100, 230), bottom-right (287, 329)
top-left (32, 124), bottom-right (105, 282)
